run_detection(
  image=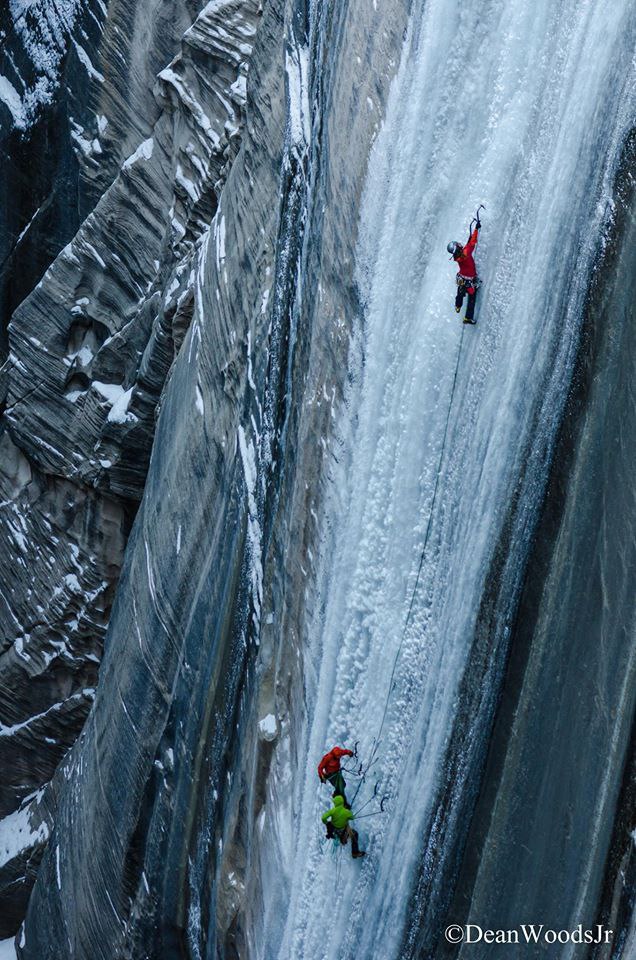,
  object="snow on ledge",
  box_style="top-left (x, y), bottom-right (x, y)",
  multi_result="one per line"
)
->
top-left (0, 800), bottom-right (49, 870)
top-left (123, 137), bottom-right (154, 170)
top-left (258, 714), bottom-right (278, 741)
top-left (92, 381), bottom-right (135, 423)
top-left (0, 77), bottom-right (25, 129)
